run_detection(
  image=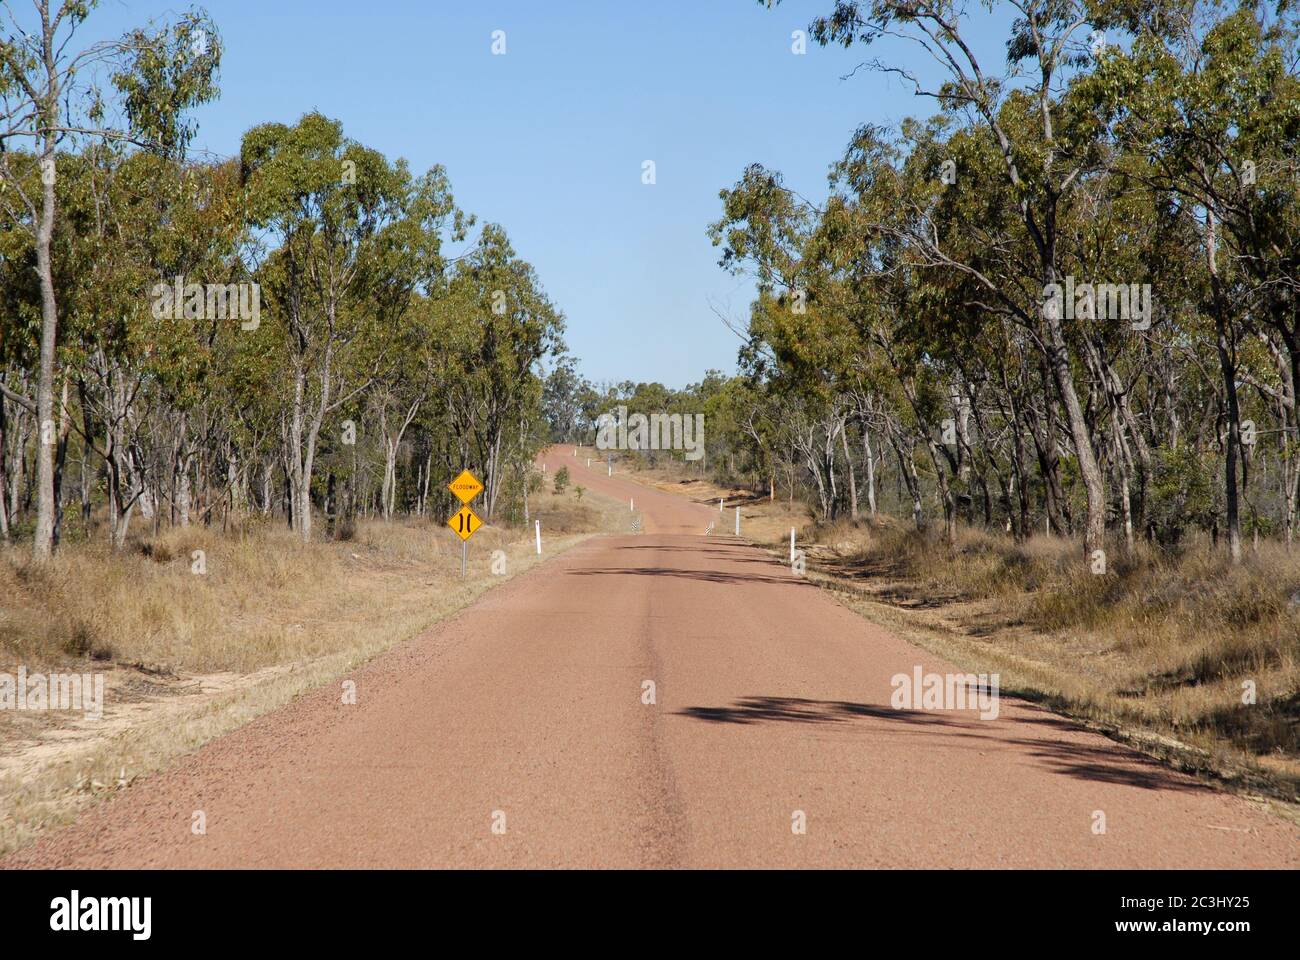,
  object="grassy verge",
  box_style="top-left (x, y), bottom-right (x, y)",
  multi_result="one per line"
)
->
top-left (0, 481), bottom-right (624, 856)
top-left (797, 519), bottom-right (1299, 795)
